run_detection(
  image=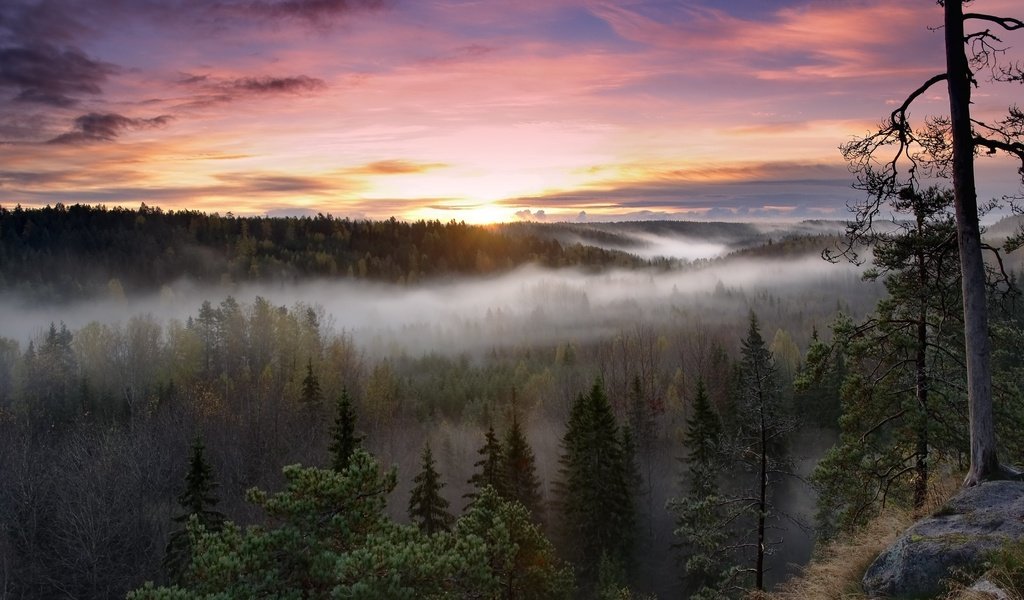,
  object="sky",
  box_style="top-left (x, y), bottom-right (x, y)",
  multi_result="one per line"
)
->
top-left (1, 0), bottom-right (1023, 223)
